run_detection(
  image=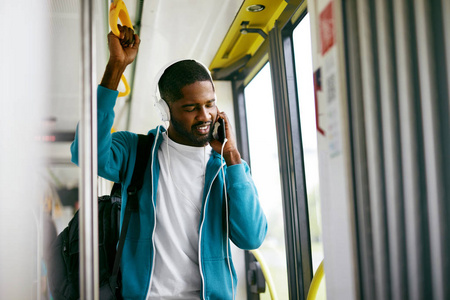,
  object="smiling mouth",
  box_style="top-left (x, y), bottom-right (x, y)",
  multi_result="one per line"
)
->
top-left (194, 123), bottom-right (211, 135)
